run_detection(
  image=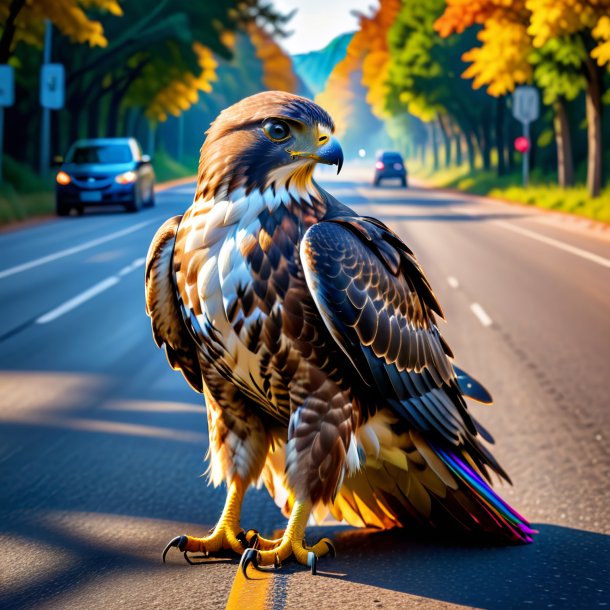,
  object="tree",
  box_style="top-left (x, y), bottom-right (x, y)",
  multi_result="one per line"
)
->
top-left (0, 0), bottom-right (121, 63)
top-left (531, 37), bottom-right (588, 186)
top-left (527, 0), bottom-right (610, 196)
top-left (388, 0), bottom-right (498, 172)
